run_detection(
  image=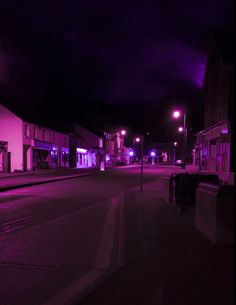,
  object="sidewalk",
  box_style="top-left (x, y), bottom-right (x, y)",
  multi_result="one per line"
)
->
top-left (0, 168), bottom-right (97, 192)
top-left (78, 182), bottom-right (234, 305)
